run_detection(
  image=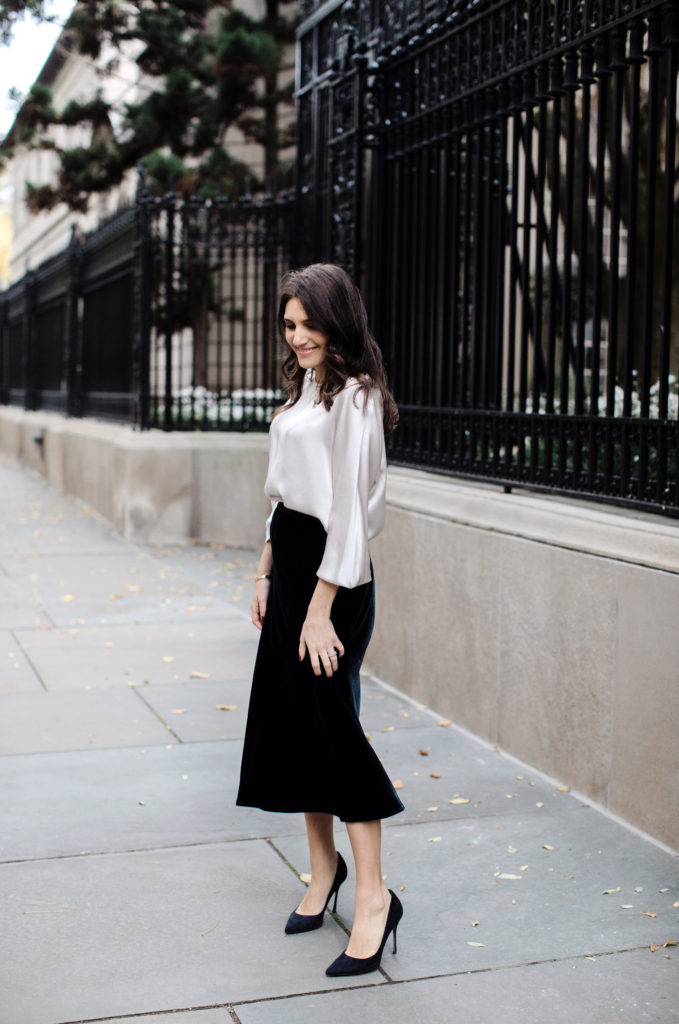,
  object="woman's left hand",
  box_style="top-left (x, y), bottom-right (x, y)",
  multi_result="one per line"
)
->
top-left (299, 613), bottom-right (345, 677)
